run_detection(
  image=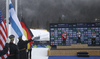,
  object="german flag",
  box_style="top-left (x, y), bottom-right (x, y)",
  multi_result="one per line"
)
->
top-left (20, 18), bottom-right (33, 50)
